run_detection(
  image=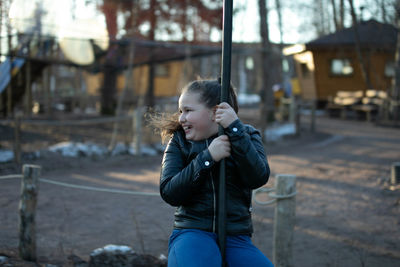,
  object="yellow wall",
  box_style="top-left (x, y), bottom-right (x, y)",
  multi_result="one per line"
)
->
top-left (293, 51), bottom-right (317, 100)
top-left (86, 61), bottom-right (186, 98)
top-left (312, 49), bottom-right (394, 101)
